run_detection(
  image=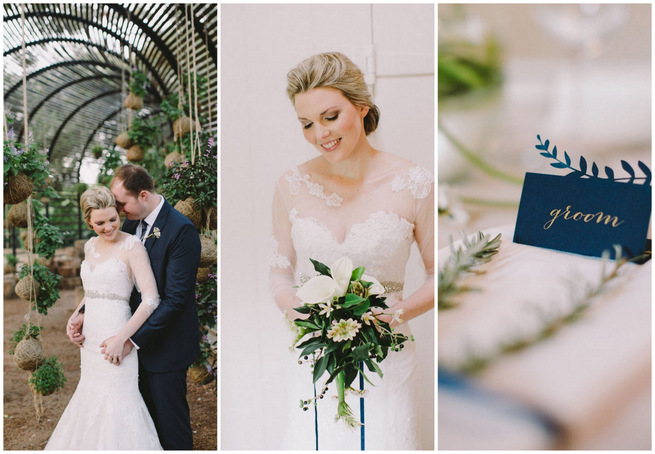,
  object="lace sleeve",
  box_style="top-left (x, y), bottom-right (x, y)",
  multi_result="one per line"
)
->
top-left (414, 175), bottom-right (434, 277)
top-left (128, 241), bottom-right (160, 315)
top-left (392, 165), bottom-right (434, 200)
top-left (269, 174), bottom-right (303, 317)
